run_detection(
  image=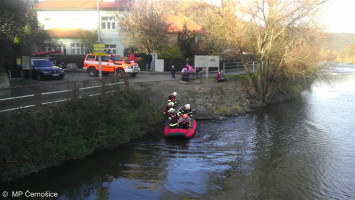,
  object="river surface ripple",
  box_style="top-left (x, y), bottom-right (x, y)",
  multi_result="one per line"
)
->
top-left (2, 63), bottom-right (355, 200)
